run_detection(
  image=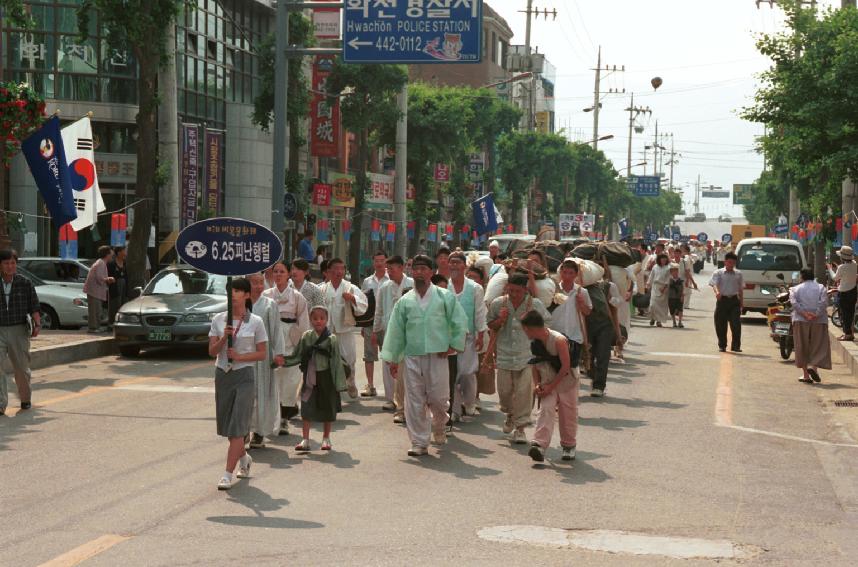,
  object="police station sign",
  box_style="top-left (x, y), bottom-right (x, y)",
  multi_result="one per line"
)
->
top-left (343, 0), bottom-right (482, 64)
top-left (176, 217), bottom-right (283, 276)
